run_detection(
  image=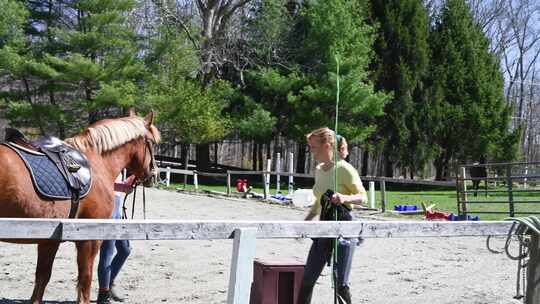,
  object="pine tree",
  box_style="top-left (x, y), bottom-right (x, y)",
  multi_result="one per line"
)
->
top-left (0, 0), bottom-right (144, 137)
top-left (286, 0), bottom-right (388, 172)
top-left (369, 0), bottom-right (432, 178)
top-left (429, 0), bottom-right (517, 179)
top-left (0, 0), bottom-right (26, 48)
